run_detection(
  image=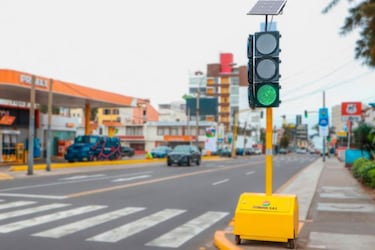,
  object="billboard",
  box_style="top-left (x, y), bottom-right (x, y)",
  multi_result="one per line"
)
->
top-left (186, 97), bottom-right (218, 117)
